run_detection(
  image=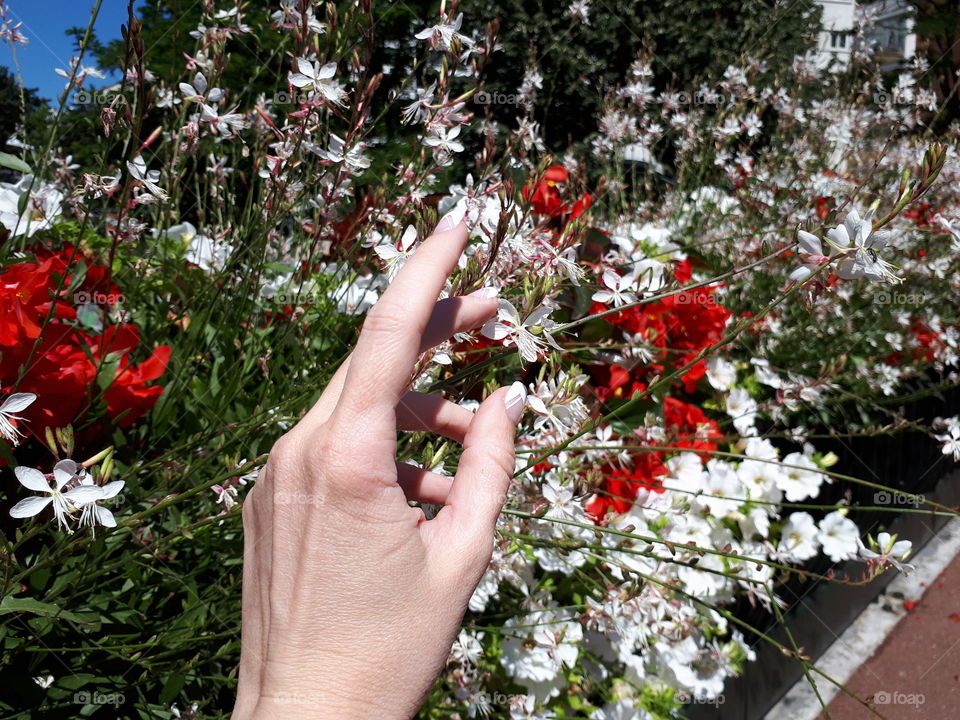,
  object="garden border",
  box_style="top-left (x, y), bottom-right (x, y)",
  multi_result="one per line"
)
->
top-left (687, 466), bottom-right (960, 720)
